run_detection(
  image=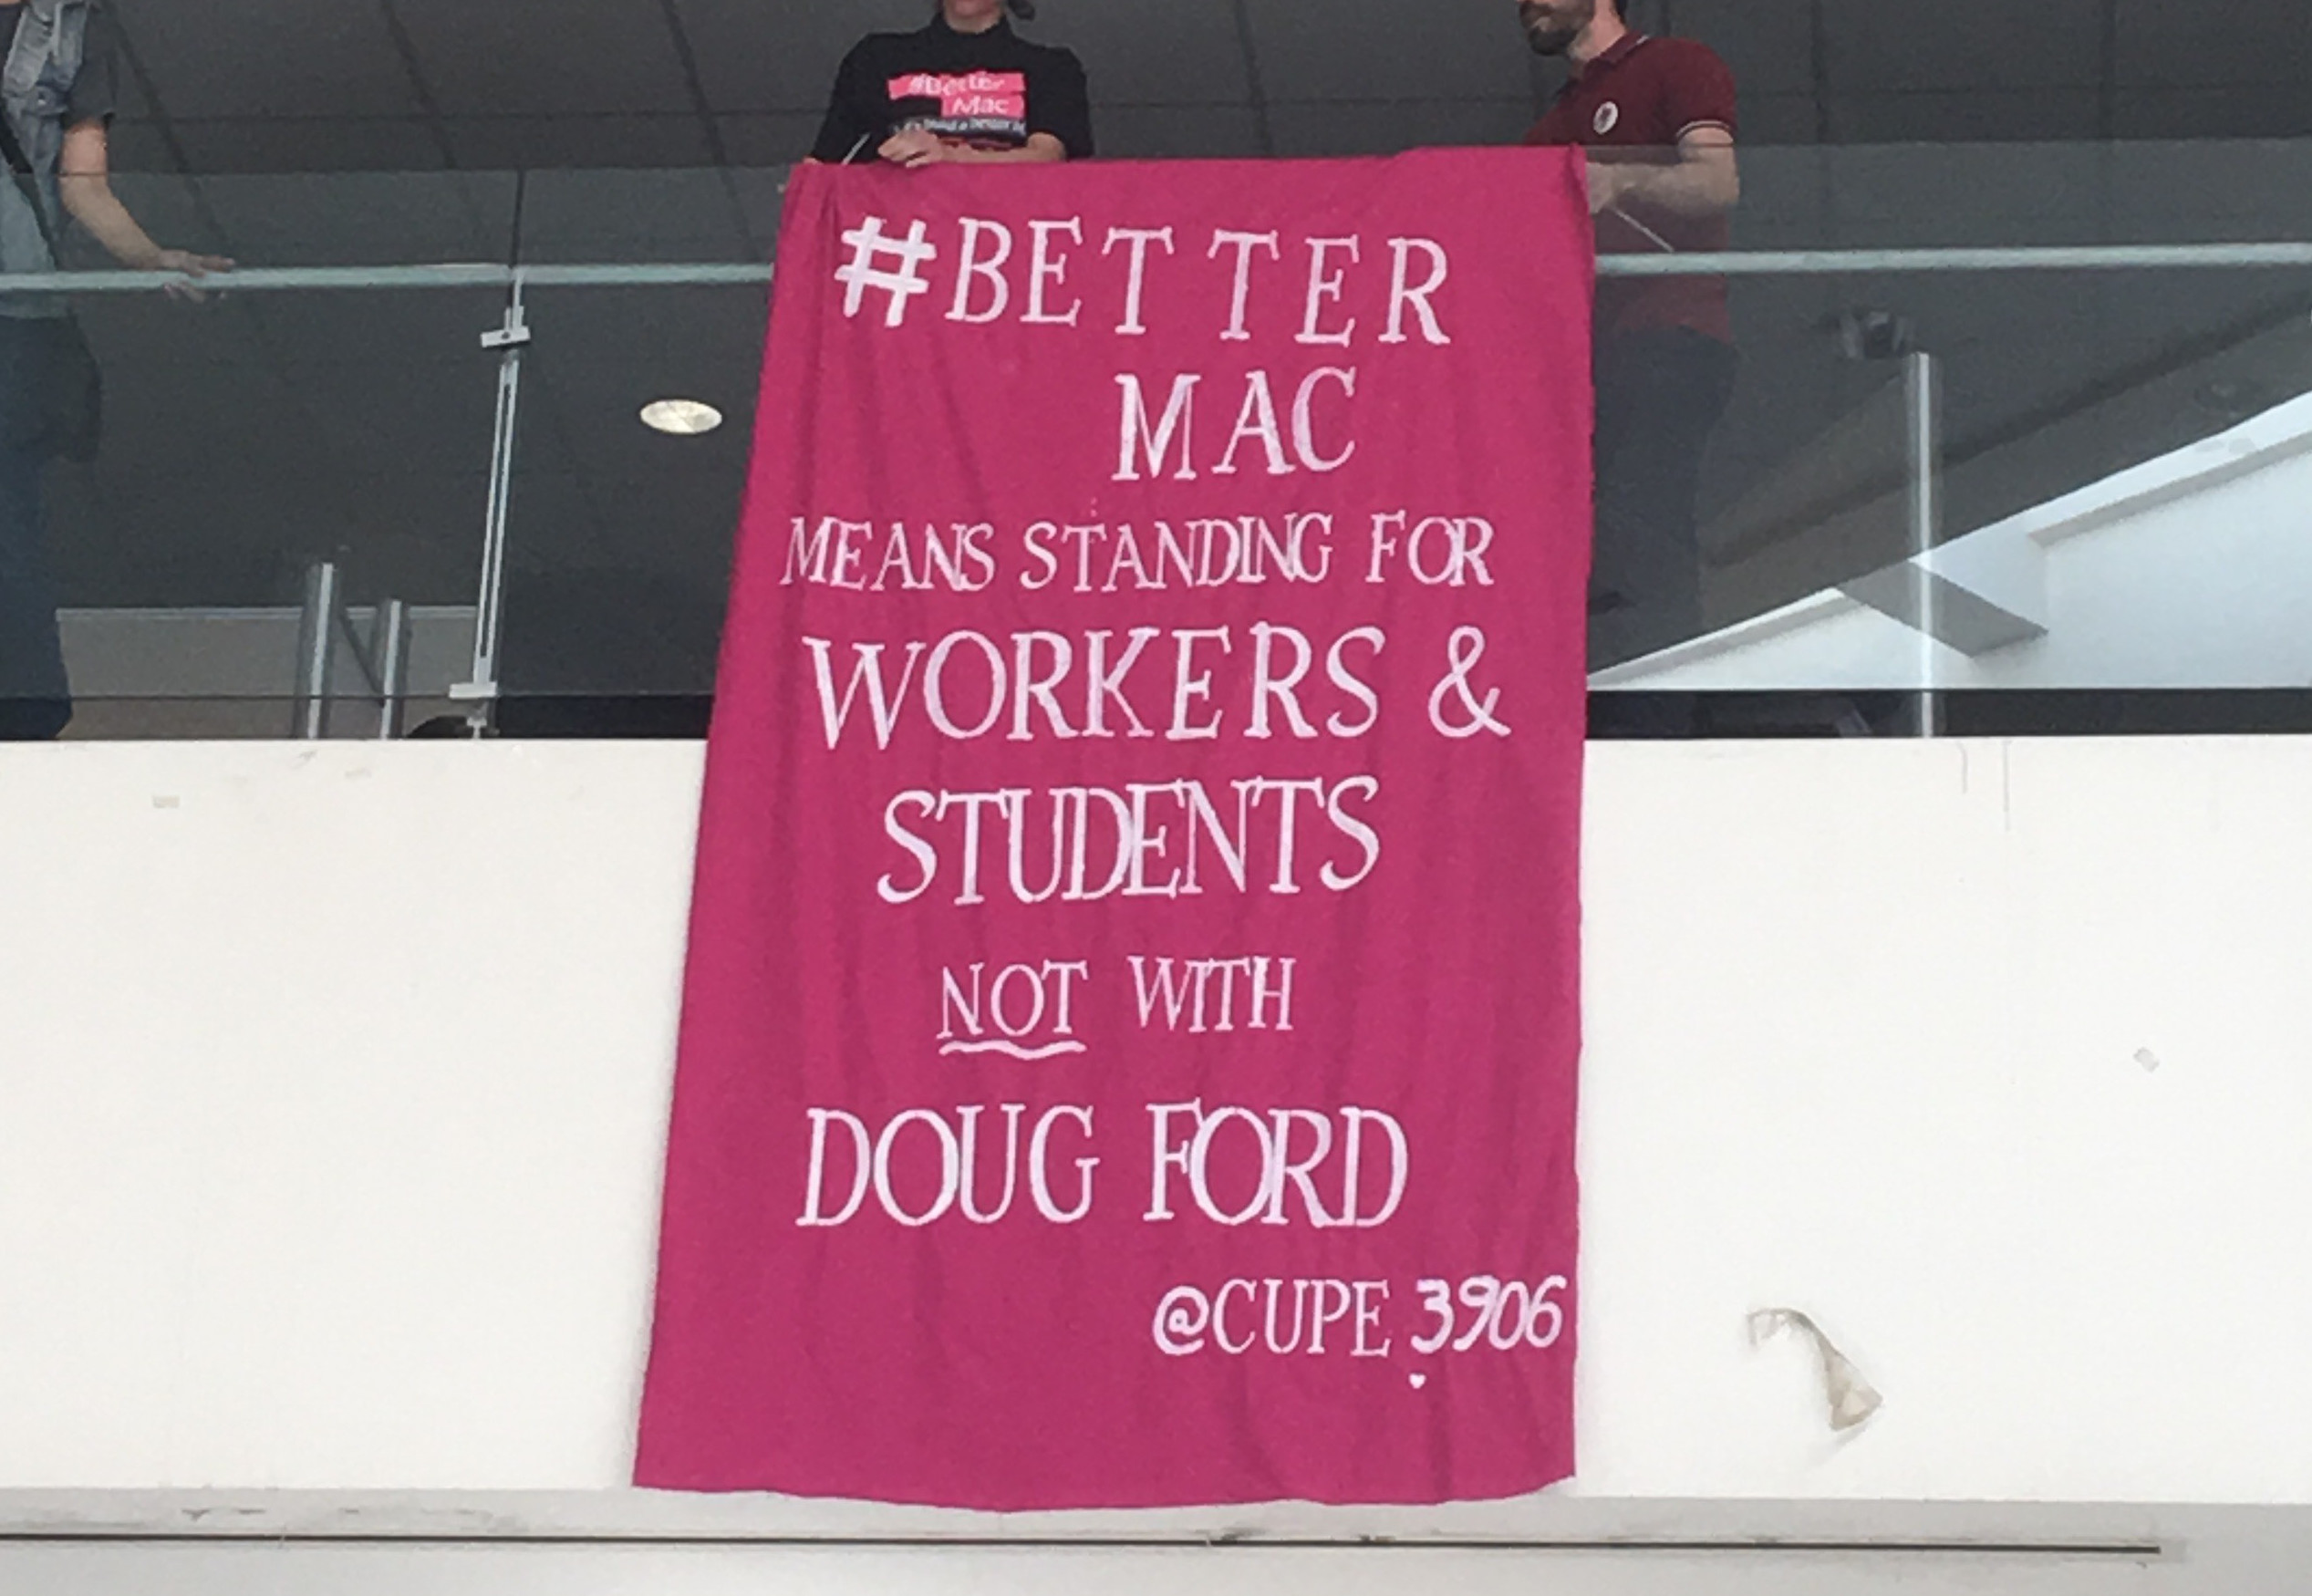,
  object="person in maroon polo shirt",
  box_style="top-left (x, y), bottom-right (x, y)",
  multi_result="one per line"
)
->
top-left (1520, 0), bottom-right (1740, 668)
